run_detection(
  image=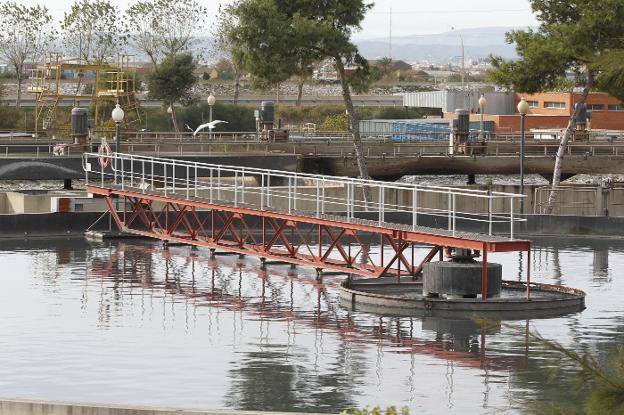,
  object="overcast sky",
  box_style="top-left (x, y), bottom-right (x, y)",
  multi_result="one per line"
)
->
top-left (16, 0), bottom-right (538, 39)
